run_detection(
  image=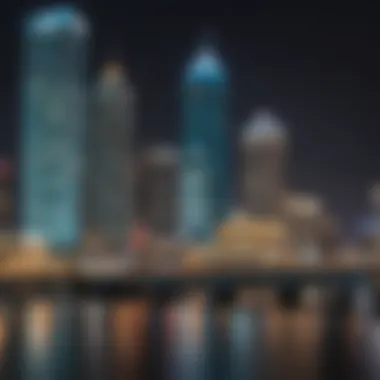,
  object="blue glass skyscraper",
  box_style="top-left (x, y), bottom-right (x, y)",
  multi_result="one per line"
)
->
top-left (179, 41), bottom-right (229, 241)
top-left (20, 4), bottom-right (89, 253)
